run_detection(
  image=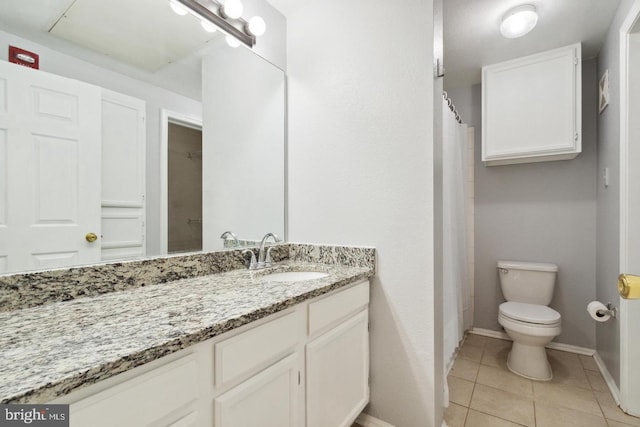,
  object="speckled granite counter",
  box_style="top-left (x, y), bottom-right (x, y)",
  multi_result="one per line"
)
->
top-left (0, 244), bottom-right (375, 404)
